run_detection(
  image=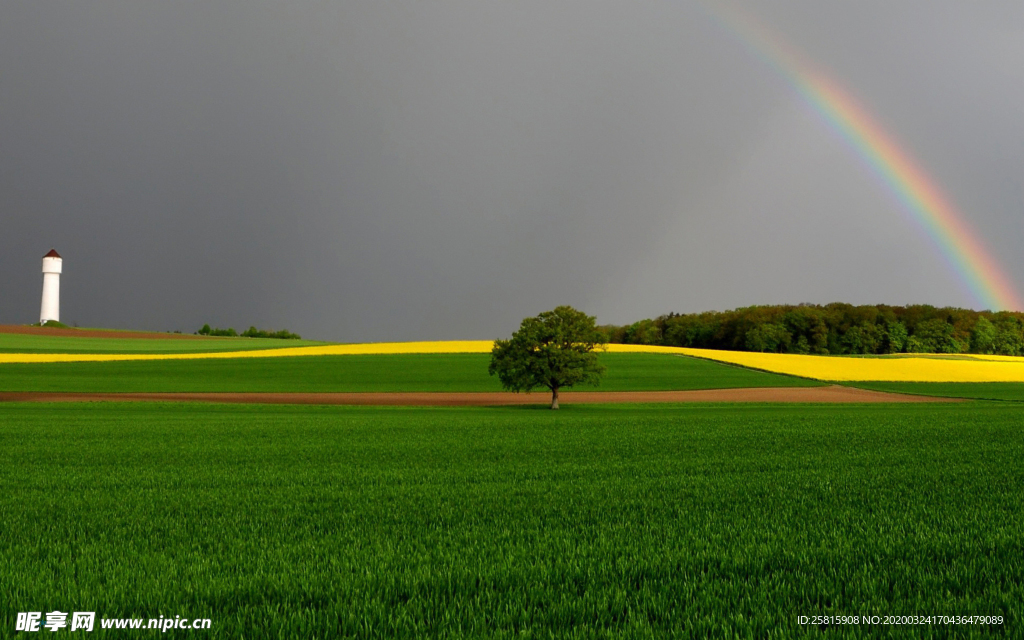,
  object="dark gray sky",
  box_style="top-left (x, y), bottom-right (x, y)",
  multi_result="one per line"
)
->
top-left (3, 1), bottom-right (1023, 341)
